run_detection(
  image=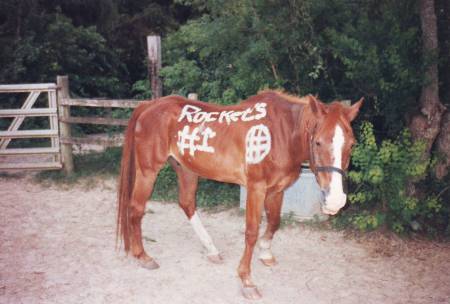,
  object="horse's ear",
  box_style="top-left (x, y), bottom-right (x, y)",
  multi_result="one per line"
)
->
top-left (345, 97), bottom-right (364, 122)
top-left (308, 95), bottom-right (326, 117)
